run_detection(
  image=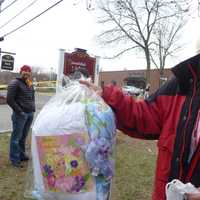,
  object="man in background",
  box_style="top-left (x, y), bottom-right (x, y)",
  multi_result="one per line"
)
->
top-left (7, 65), bottom-right (35, 168)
